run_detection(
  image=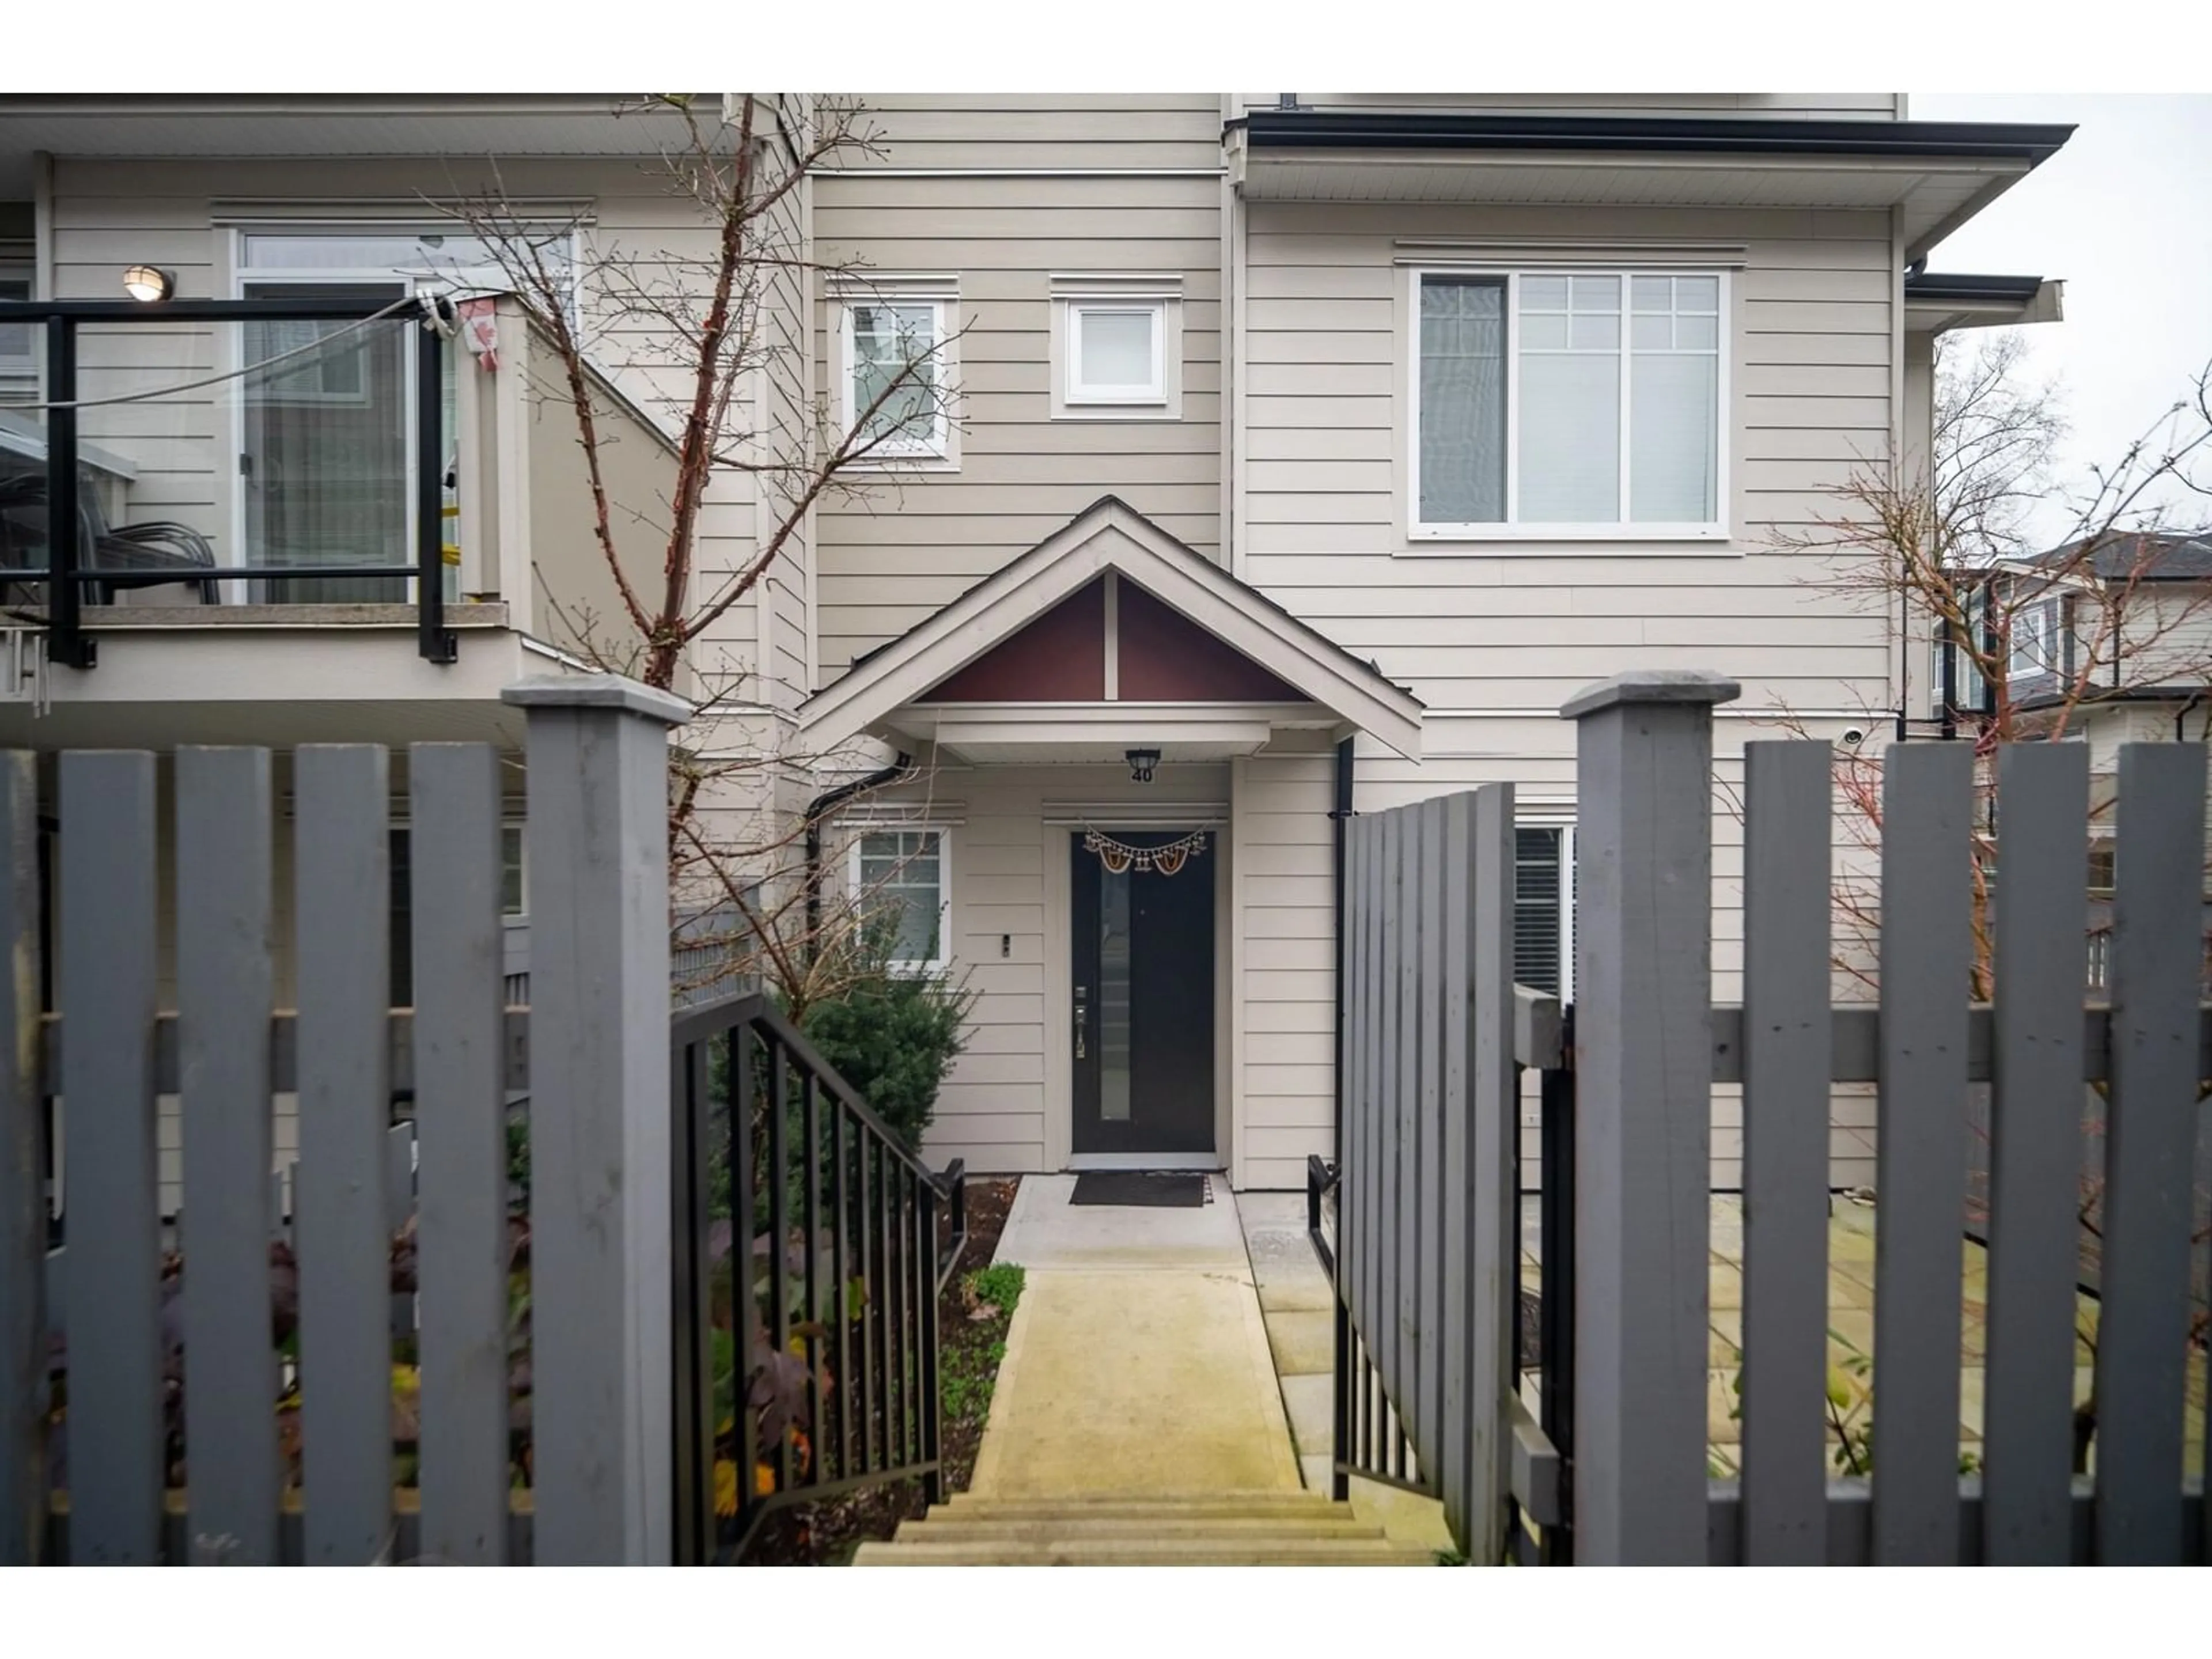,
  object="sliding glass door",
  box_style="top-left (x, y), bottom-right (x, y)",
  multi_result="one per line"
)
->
top-left (239, 279), bottom-right (411, 603)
